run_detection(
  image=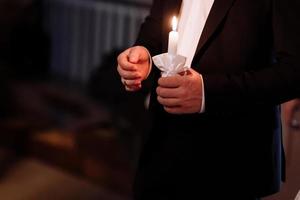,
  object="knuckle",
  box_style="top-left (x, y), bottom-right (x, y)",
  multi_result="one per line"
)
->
top-left (158, 78), bottom-right (163, 86)
top-left (163, 107), bottom-right (170, 112)
top-left (135, 72), bottom-right (141, 78)
top-left (157, 96), bottom-right (161, 103)
top-left (164, 106), bottom-right (177, 114)
top-left (131, 80), bottom-right (137, 85)
top-left (121, 70), bottom-right (128, 77)
top-left (130, 47), bottom-right (138, 55)
top-left (131, 80), bottom-right (140, 86)
top-left (133, 46), bottom-right (140, 52)
top-left (126, 80), bottom-right (132, 85)
top-left (158, 97), bottom-right (164, 105)
top-left (117, 53), bottom-right (123, 63)
top-left (156, 87), bottom-right (161, 95)
top-left (117, 65), bottom-right (123, 74)
top-left (126, 86), bottom-right (135, 92)
top-left (136, 46), bottom-right (144, 53)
